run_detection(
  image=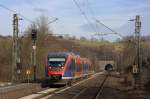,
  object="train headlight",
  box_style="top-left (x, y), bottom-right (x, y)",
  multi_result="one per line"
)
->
top-left (49, 67), bottom-right (51, 69)
top-left (61, 67), bottom-right (64, 69)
